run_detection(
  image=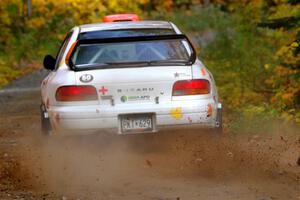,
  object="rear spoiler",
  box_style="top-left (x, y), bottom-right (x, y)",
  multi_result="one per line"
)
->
top-left (67, 34), bottom-right (197, 70)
